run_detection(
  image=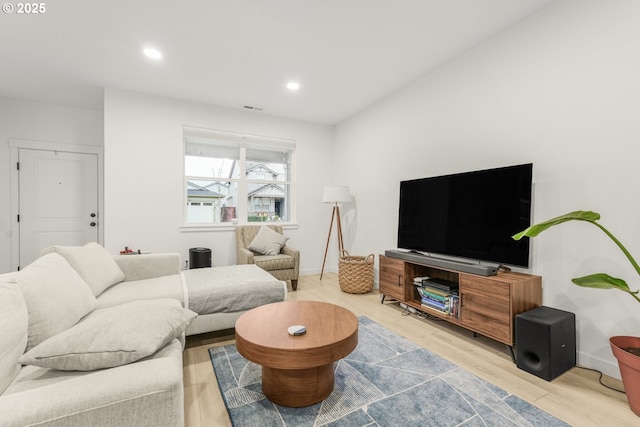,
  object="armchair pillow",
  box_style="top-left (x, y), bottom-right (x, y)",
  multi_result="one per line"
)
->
top-left (19, 299), bottom-right (197, 371)
top-left (42, 242), bottom-right (125, 296)
top-left (15, 253), bottom-right (96, 351)
top-left (0, 281), bottom-right (28, 394)
top-left (248, 225), bottom-right (289, 256)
